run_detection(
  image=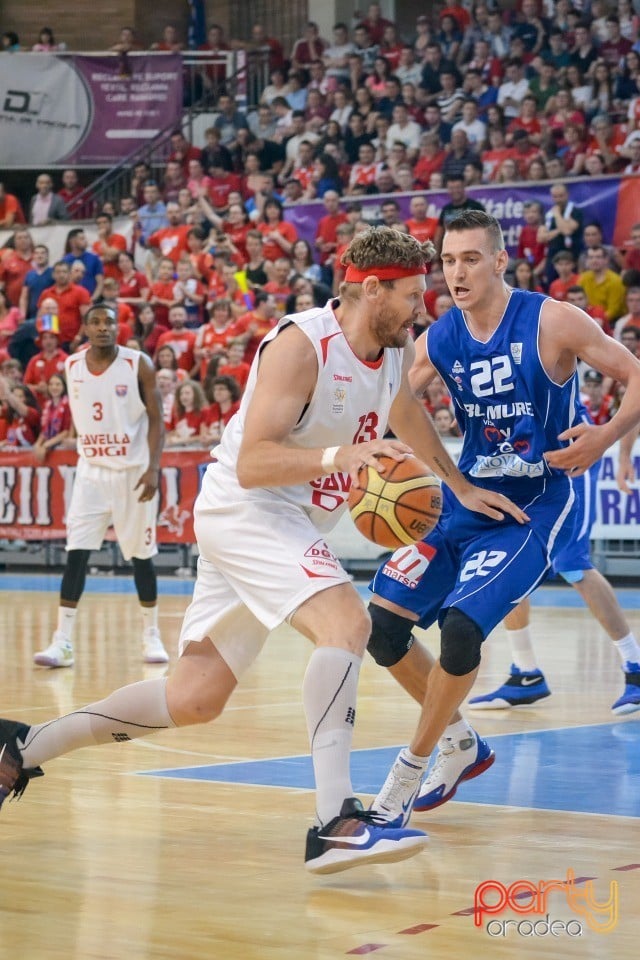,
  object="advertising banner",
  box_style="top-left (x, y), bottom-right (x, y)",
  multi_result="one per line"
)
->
top-left (284, 176), bottom-right (628, 258)
top-left (0, 449), bottom-right (209, 543)
top-left (0, 53), bottom-right (182, 165)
